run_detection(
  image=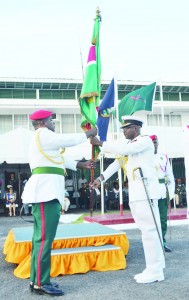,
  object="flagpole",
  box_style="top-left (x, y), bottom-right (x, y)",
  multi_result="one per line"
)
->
top-left (114, 76), bottom-right (123, 216)
top-left (100, 153), bottom-right (105, 214)
top-left (79, 7), bottom-right (101, 217)
top-left (97, 78), bottom-right (115, 215)
top-left (159, 81), bottom-right (166, 151)
top-left (90, 141), bottom-right (95, 217)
